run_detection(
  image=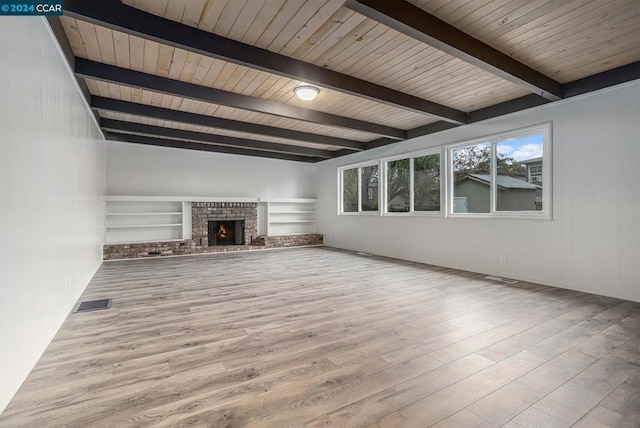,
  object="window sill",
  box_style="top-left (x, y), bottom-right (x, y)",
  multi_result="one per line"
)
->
top-left (339, 211), bottom-right (381, 216)
top-left (447, 212), bottom-right (552, 220)
top-left (383, 211), bottom-right (444, 217)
